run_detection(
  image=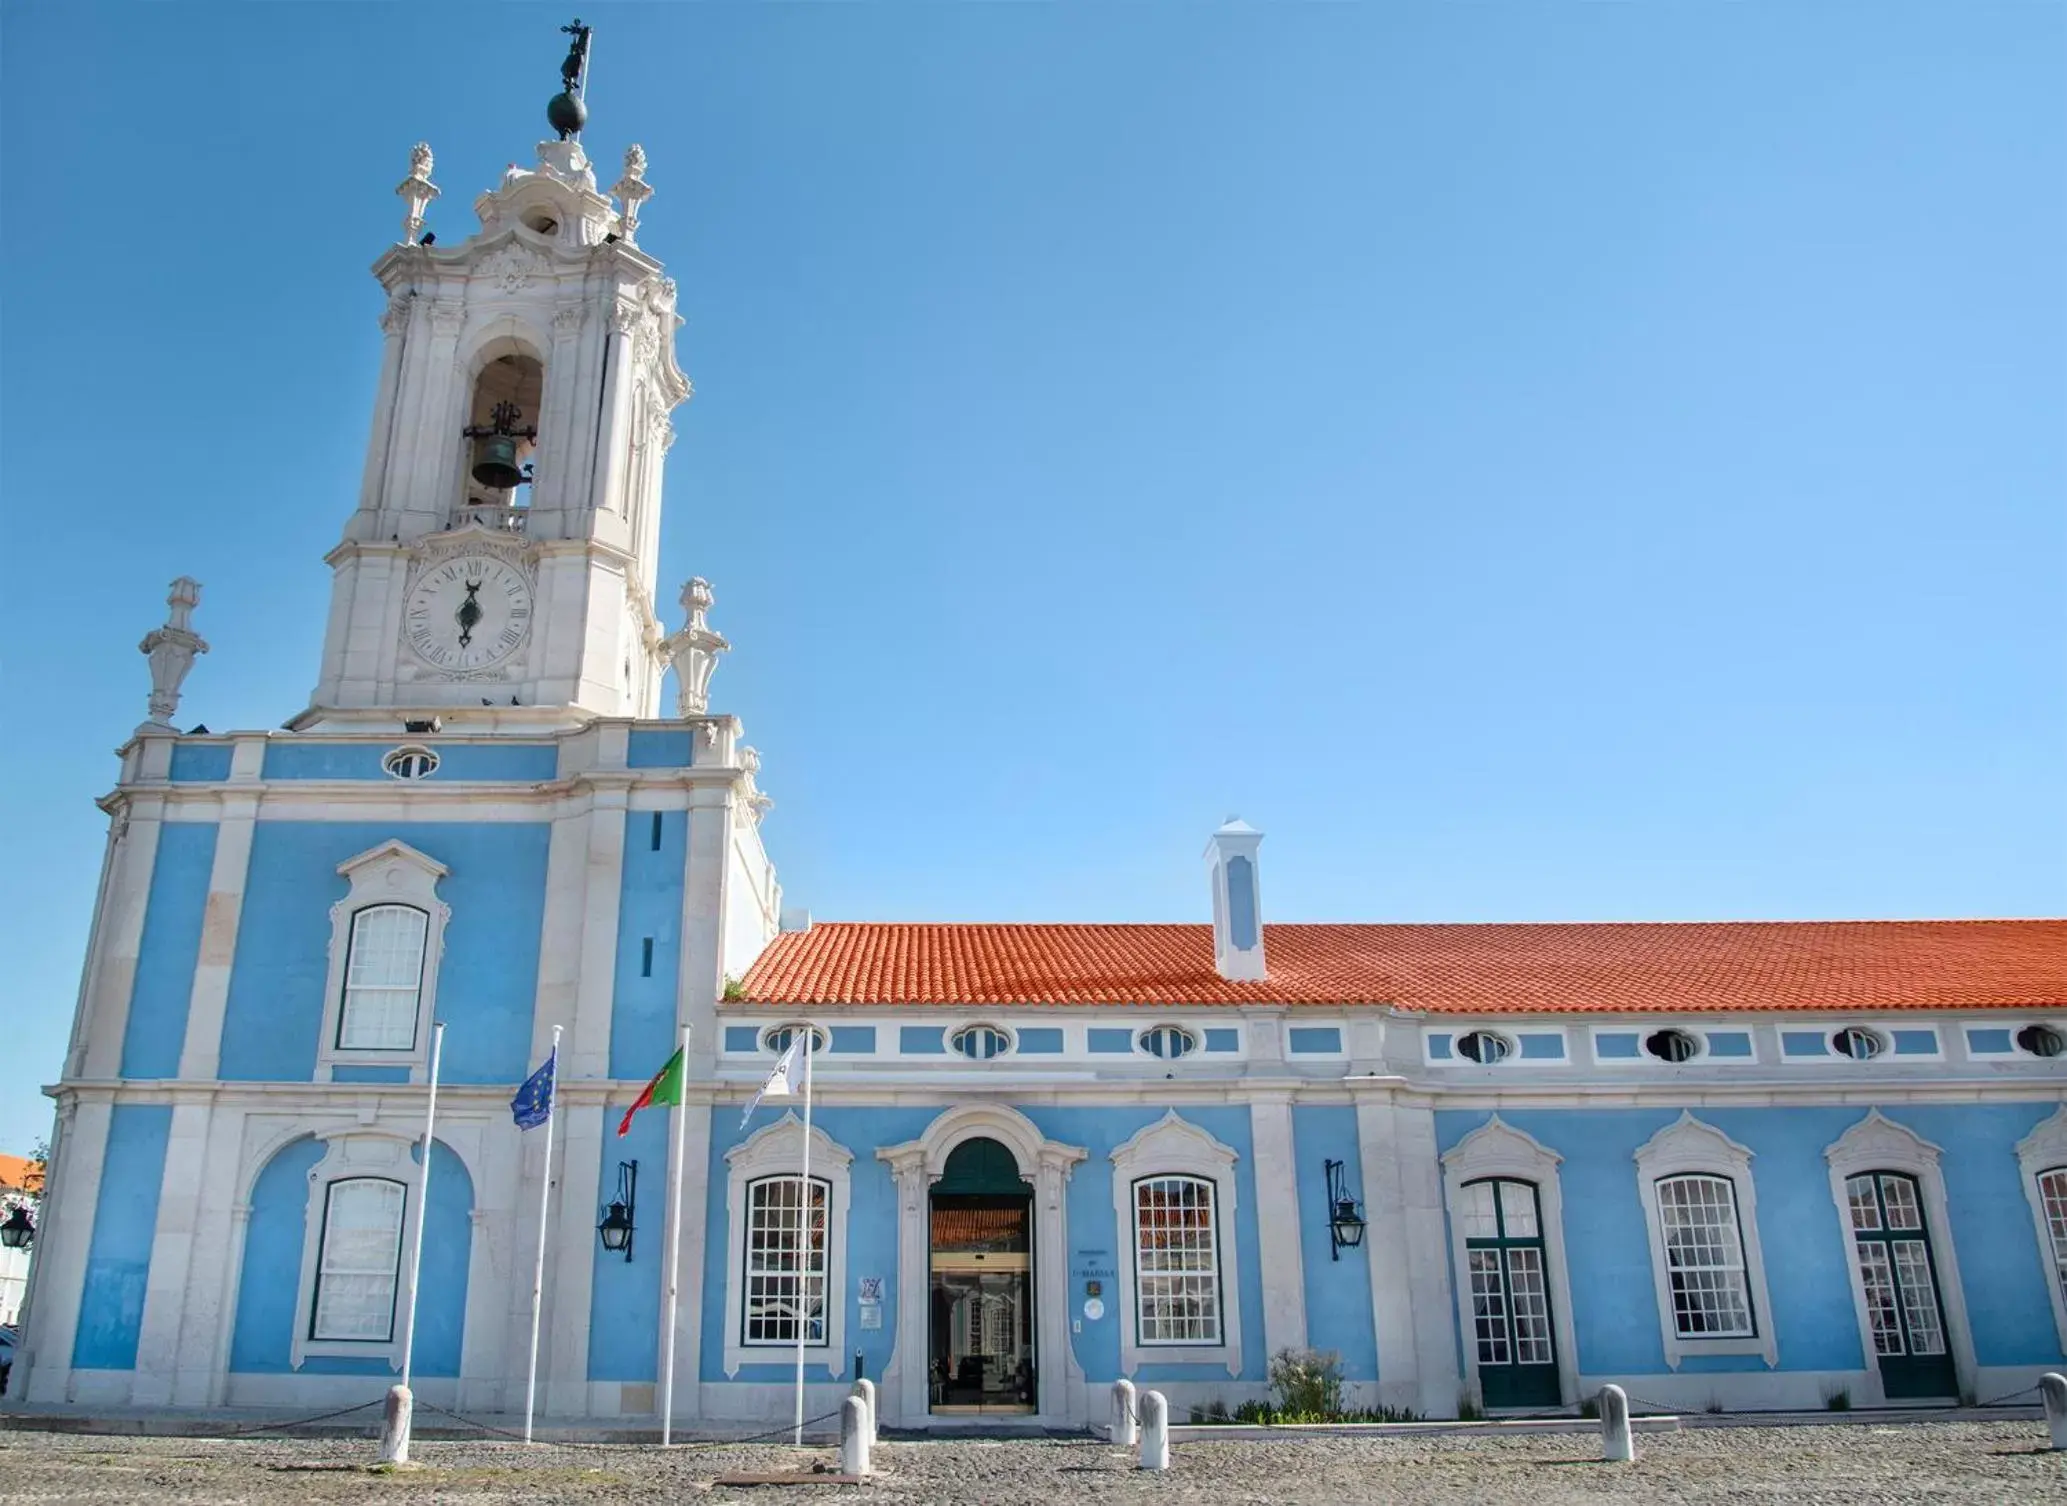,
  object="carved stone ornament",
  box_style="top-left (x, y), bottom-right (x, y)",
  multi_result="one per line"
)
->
top-left (659, 576), bottom-right (731, 716)
top-left (551, 304), bottom-right (587, 335)
top-left (379, 293), bottom-right (413, 335)
top-left (428, 302), bottom-right (468, 338)
top-left (612, 143), bottom-right (654, 242)
top-left (478, 240), bottom-right (550, 296)
top-left (609, 301), bottom-right (641, 338)
top-left (138, 576), bottom-right (209, 731)
top-left (396, 142), bottom-right (440, 247)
